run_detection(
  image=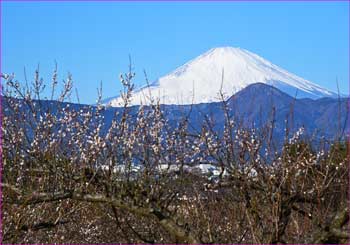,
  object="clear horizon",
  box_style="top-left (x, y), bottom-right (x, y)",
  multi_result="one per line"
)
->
top-left (1, 1), bottom-right (349, 104)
